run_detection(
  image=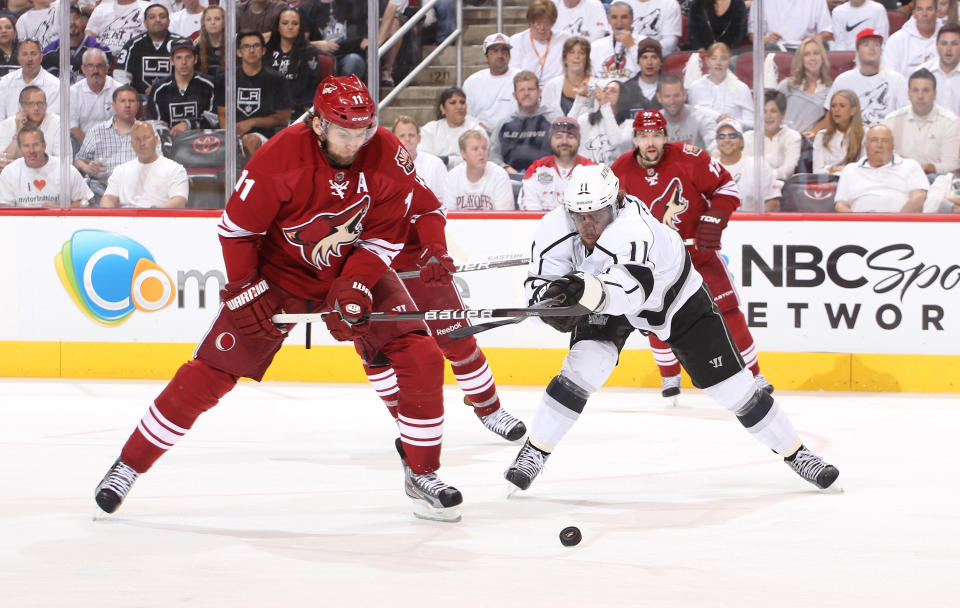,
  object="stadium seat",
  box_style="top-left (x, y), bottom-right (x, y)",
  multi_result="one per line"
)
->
top-left (662, 51), bottom-right (705, 79)
top-left (733, 52), bottom-right (794, 86)
top-left (186, 172), bottom-right (225, 209)
top-left (780, 173), bottom-right (838, 212)
top-left (827, 52), bottom-right (857, 81)
top-left (887, 10), bottom-right (908, 35)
